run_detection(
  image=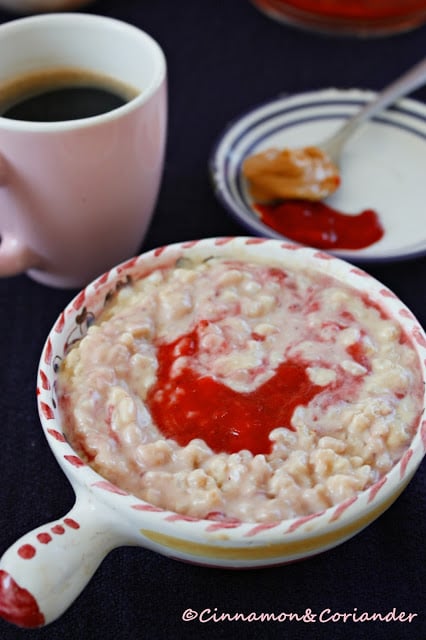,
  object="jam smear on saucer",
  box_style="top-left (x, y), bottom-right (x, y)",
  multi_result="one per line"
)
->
top-left (255, 200), bottom-right (384, 250)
